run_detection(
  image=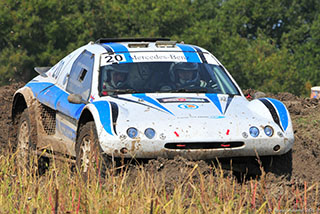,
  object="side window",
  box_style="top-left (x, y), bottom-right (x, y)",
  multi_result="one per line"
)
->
top-left (66, 50), bottom-right (94, 100)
